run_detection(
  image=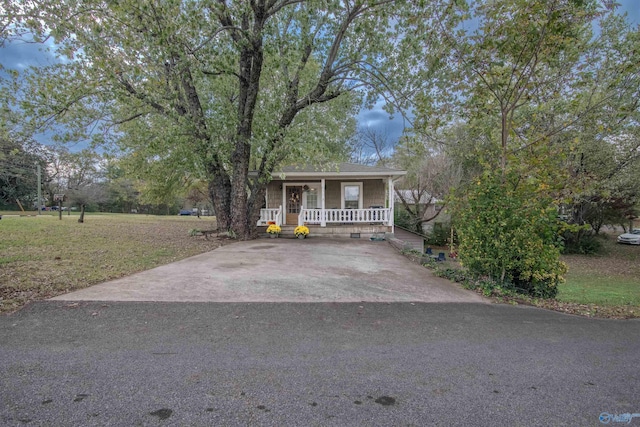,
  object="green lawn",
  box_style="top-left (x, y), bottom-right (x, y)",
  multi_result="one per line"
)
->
top-left (424, 231), bottom-right (639, 317)
top-left (2, 212), bottom-right (639, 317)
top-left (559, 273), bottom-right (640, 306)
top-left (0, 212), bottom-right (223, 313)
top-left (559, 231), bottom-right (640, 310)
